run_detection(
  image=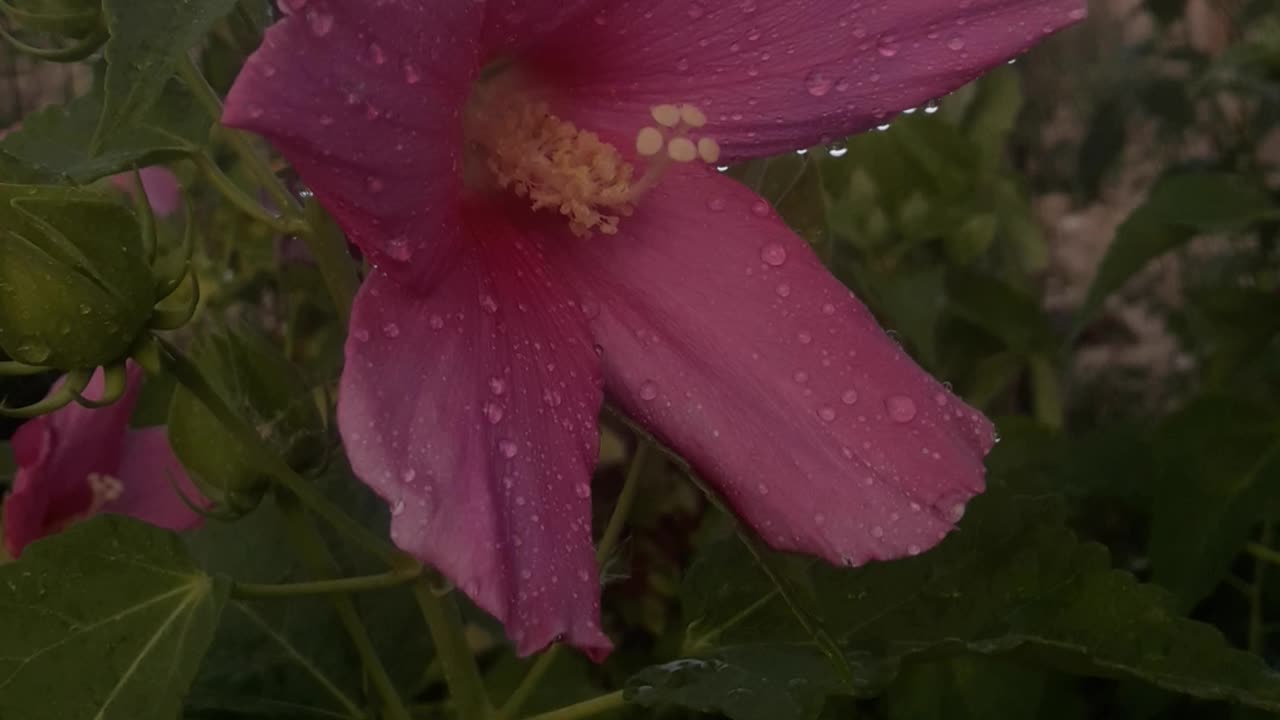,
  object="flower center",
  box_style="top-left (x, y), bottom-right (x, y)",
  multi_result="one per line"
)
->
top-left (466, 80), bottom-right (720, 237)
